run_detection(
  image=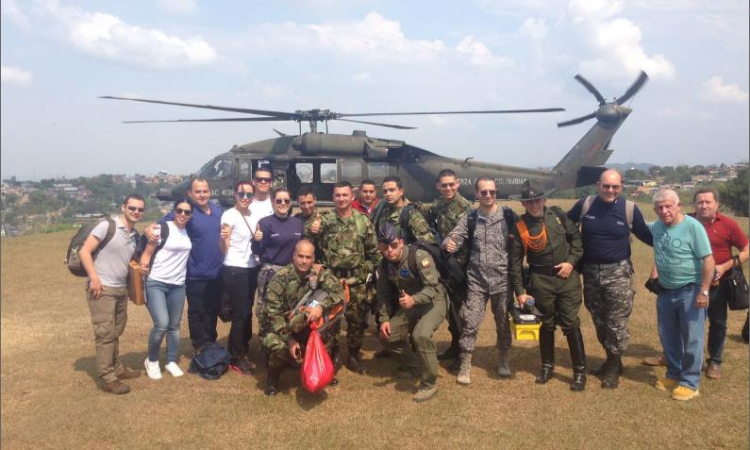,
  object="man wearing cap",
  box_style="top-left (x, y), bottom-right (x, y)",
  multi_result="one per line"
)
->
top-left (510, 179), bottom-right (587, 391)
top-left (262, 240), bottom-right (345, 396)
top-left (567, 169), bottom-right (653, 389)
top-left (376, 221), bottom-right (447, 403)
